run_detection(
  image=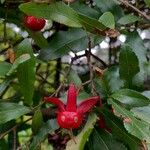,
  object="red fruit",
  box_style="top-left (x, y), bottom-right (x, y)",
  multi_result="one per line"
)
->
top-left (57, 111), bottom-right (82, 129)
top-left (44, 83), bottom-right (100, 129)
top-left (24, 16), bottom-right (46, 31)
